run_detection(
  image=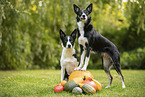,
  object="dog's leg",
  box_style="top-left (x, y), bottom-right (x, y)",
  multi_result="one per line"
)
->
top-left (103, 54), bottom-right (113, 88)
top-left (64, 69), bottom-right (69, 81)
top-left (120, 72), bottom-right (126, 88)
top-left (61, 66), bottom-right (65, 81)
top-left (110, 51), bottom-right (125, 88)
top-left (74, 45), bottom-right (85, 70)
top-left (113, 63), bottom-right (126, 88)
top-left (81, 46), bottom-right (90, 71)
